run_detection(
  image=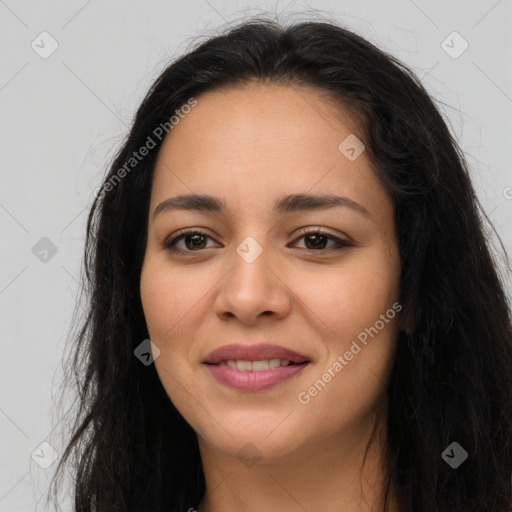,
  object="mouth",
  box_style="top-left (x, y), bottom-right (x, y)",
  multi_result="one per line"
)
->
top-left (203, 343), bottom-right (311, 392)
top-left (206, 359), bottom-right (309, 370)
top-left (203, 343), bottom-right (311, 365)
